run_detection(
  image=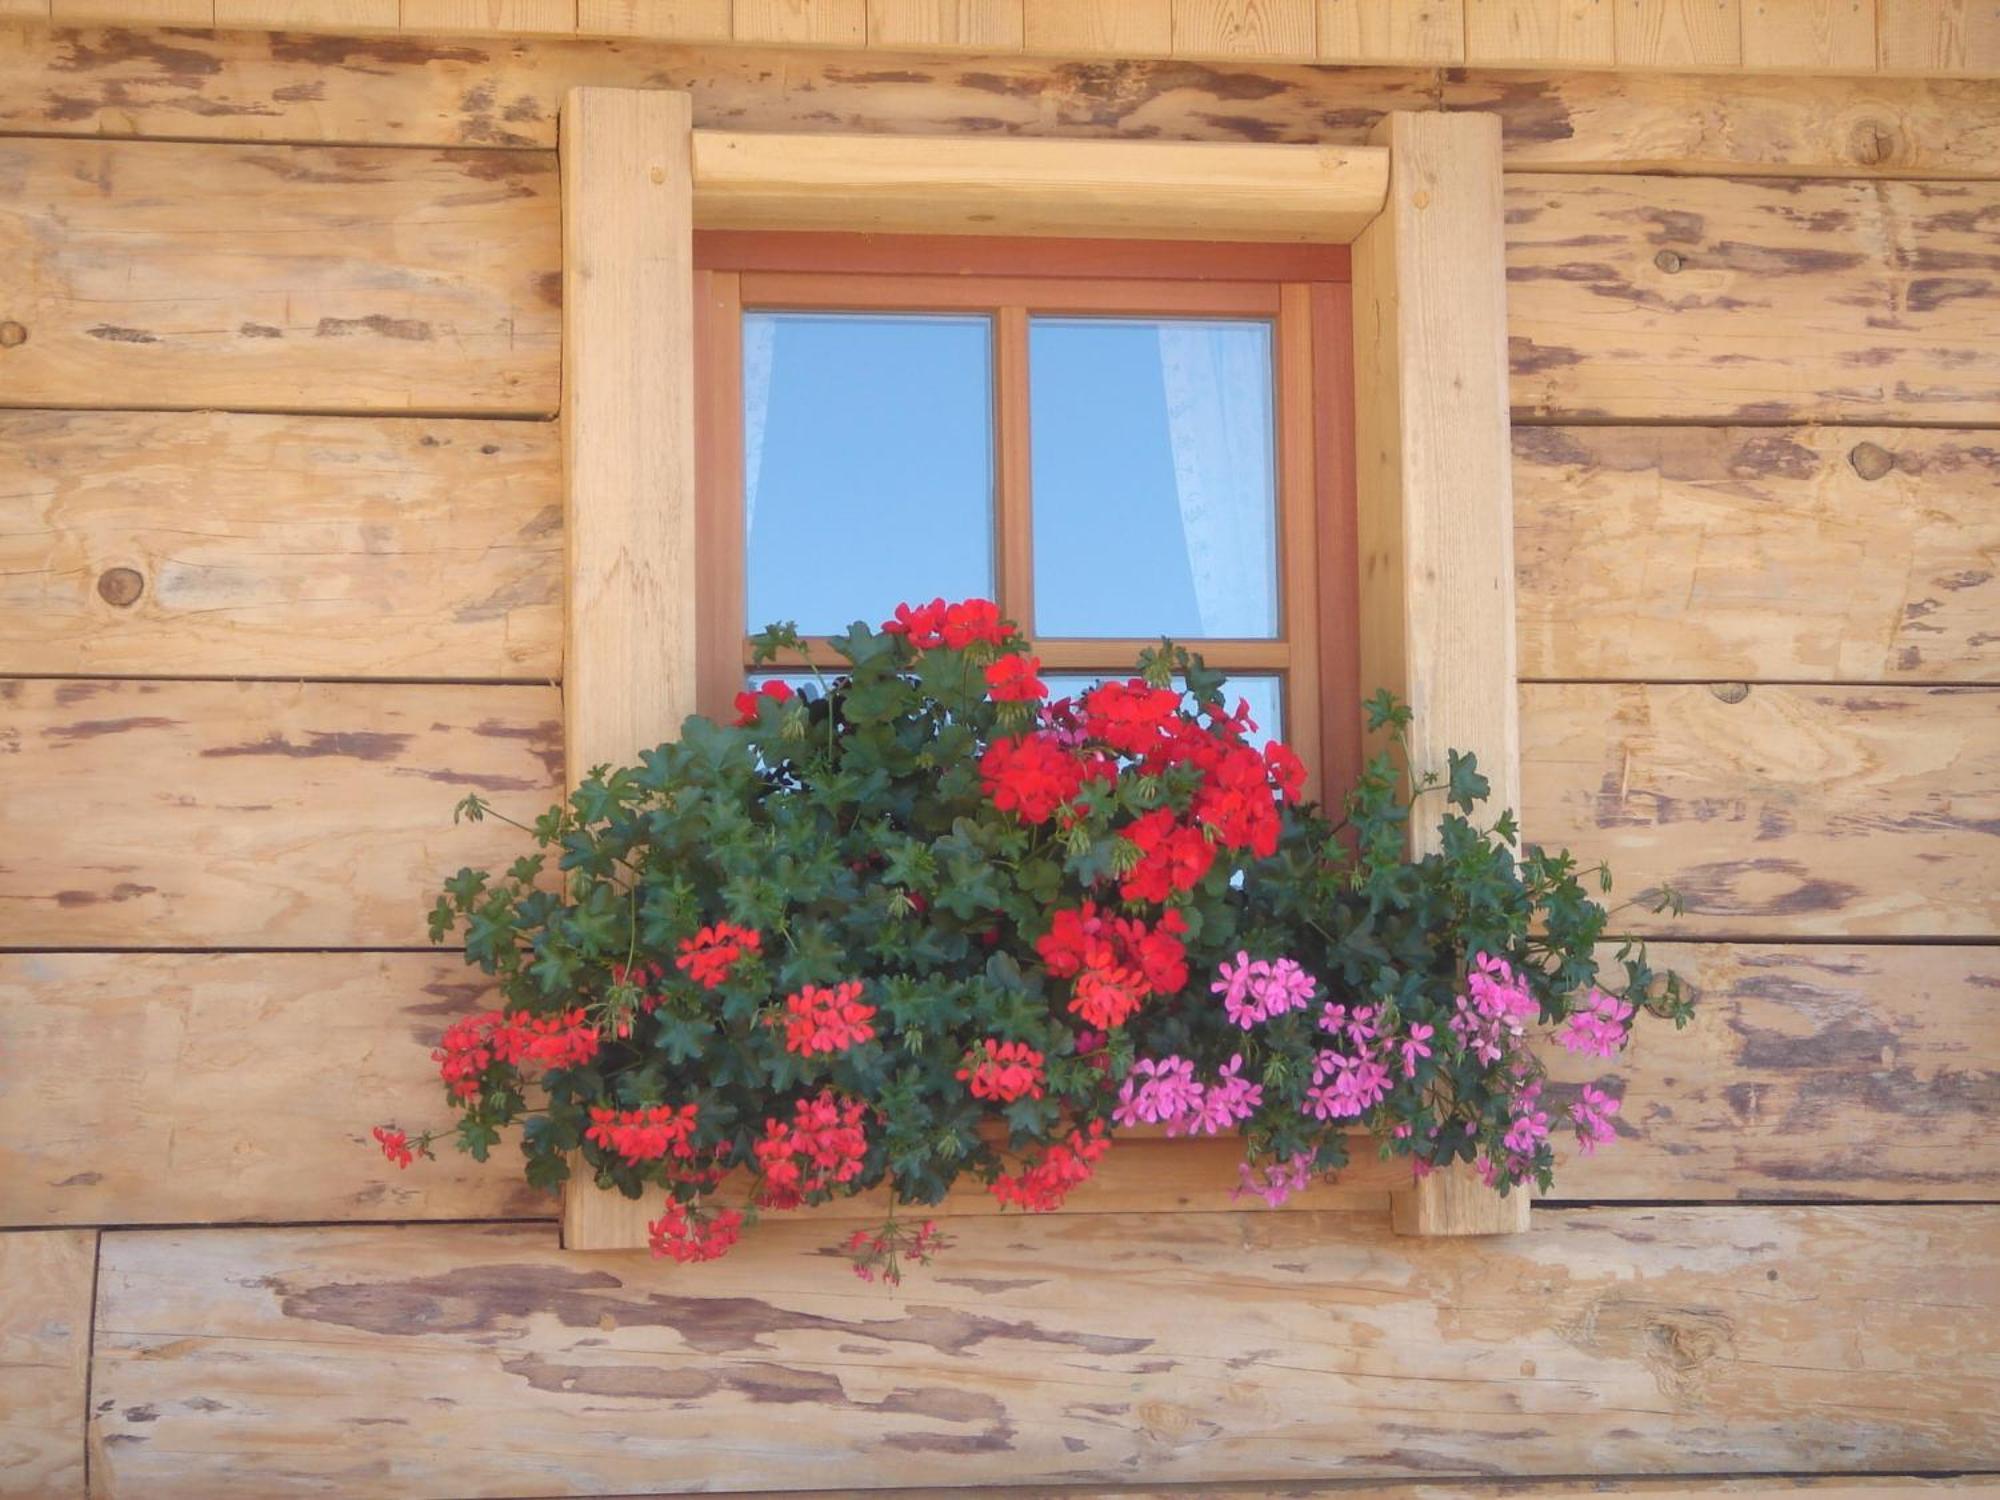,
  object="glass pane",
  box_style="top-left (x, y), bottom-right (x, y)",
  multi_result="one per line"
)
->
top-left (744, 312), bottom-right (994, 636)
top-left (1030, 317), bottom-right (1278, 640)
top-left (1042, 673), bottom-right (1283, 751)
